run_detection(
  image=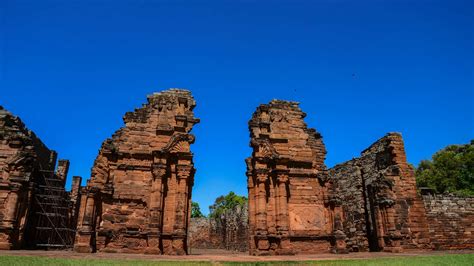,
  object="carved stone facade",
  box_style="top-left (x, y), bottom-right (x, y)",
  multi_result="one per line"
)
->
top-left (246, 100), bottom-right (329, 255)
top-left (74, 89), bottom-right (199, 255)
top-left (0, 106), bottom-right (78, 250)
top-left (246, 100), bottom-right (431, 255)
